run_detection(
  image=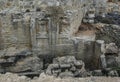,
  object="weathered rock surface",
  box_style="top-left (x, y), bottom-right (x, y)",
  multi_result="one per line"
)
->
top-left (105, 43), bottom-right (119, 54)
top-left (9, 56), bottom-right (43, 73)
top-left (96, 24), bottom-right (120, 47)
top-left (0, 73), bottom-right (120, 82)
top-left (0, 47), bottom-right (43, 76)
top-left (106, 55), bottom-right (118, 67)
top-left (0, 0), bottom-right (120, 80)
